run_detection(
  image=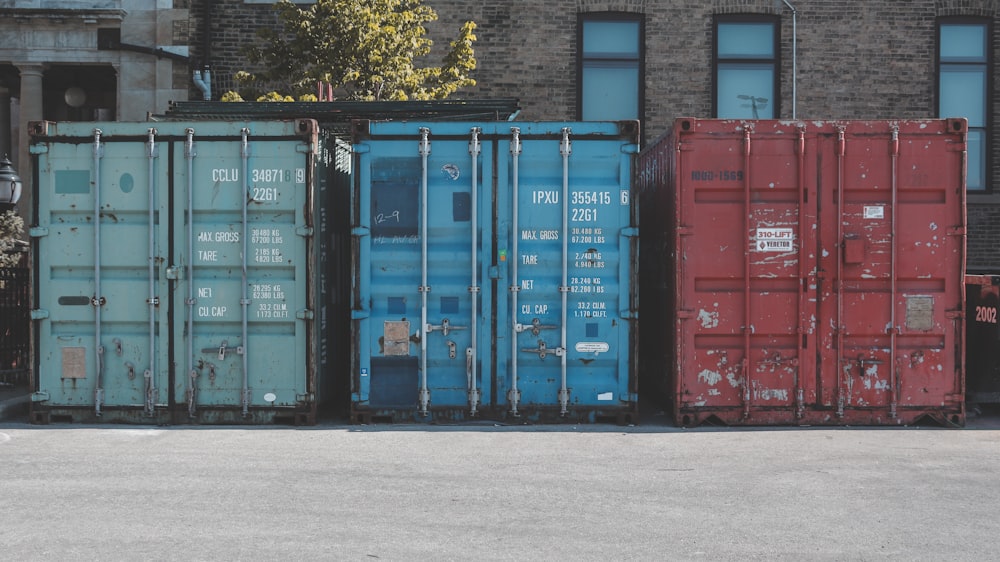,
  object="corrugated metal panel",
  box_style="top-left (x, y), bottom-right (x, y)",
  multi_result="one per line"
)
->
top-left (639, 118), bottom-right (967, 427)
top-left (30, 120), bottom-right (323, 424)
top-left (966, 274), bottom-right (1000, 404)
top-left (152, 100), bottom-right (523, 129)
top-left (351, 121), bottom-right (639, 423)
